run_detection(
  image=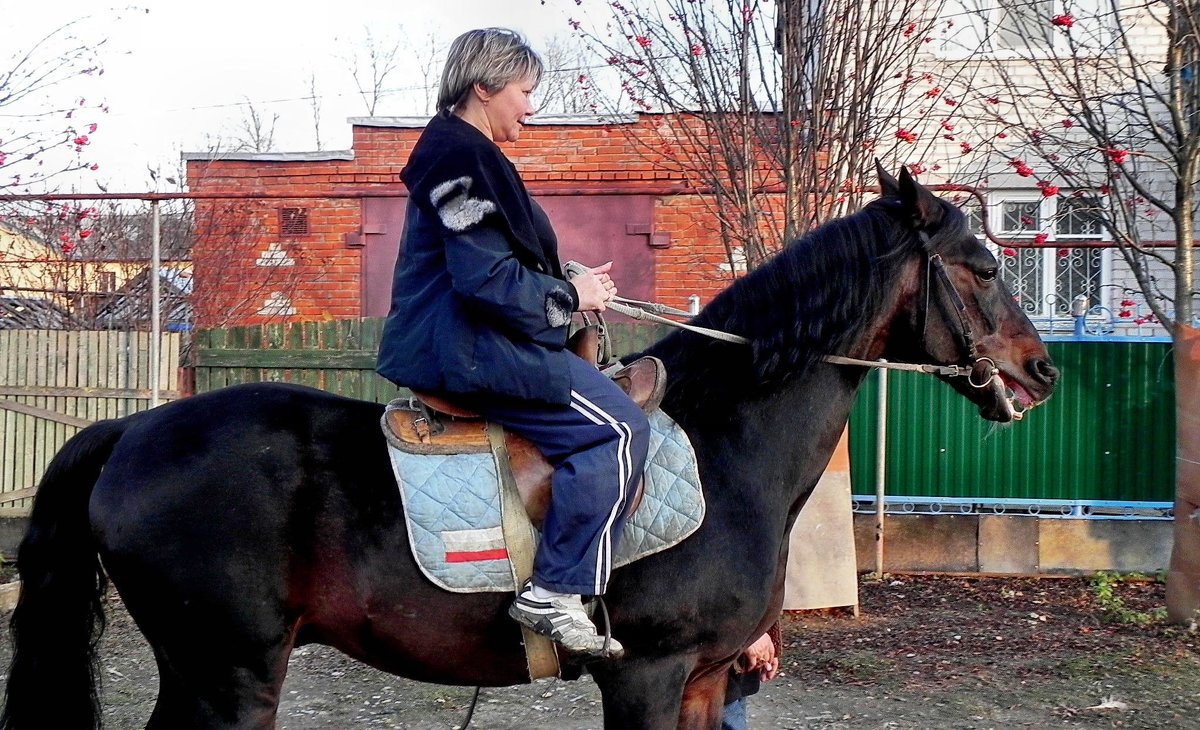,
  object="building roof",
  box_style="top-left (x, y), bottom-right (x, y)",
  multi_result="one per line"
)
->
top-left (0, 297), bottom-right (70, 329)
